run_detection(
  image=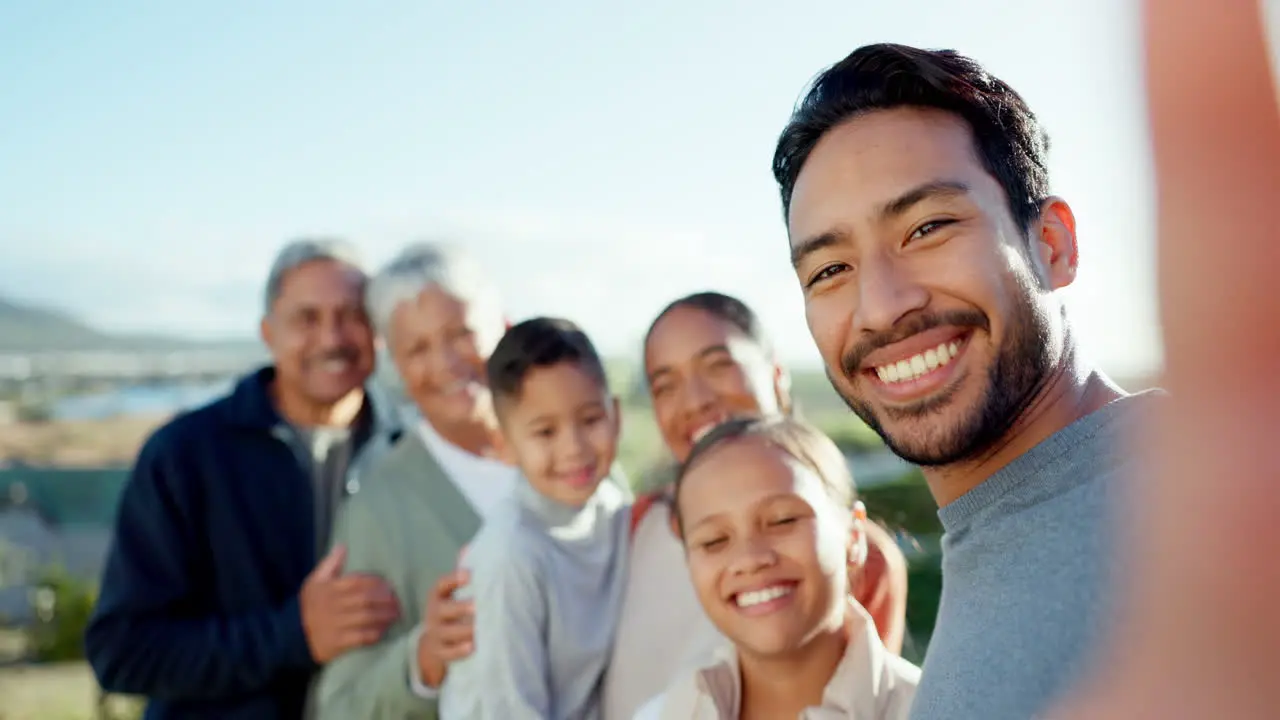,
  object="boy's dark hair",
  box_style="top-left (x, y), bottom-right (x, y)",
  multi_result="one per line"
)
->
top-left (486, 317), bottom-right (608, 411)
top-left (644, 291), bottom-right (772, 357)
top-left (672, 415), bottom-right (855, 537)
top-left (772, 43), bottom-right (1051, 233)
